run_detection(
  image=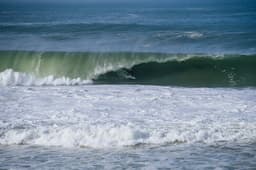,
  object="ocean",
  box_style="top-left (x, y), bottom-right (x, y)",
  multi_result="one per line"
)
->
top-left (0, 1), bottom-right (256, 169)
